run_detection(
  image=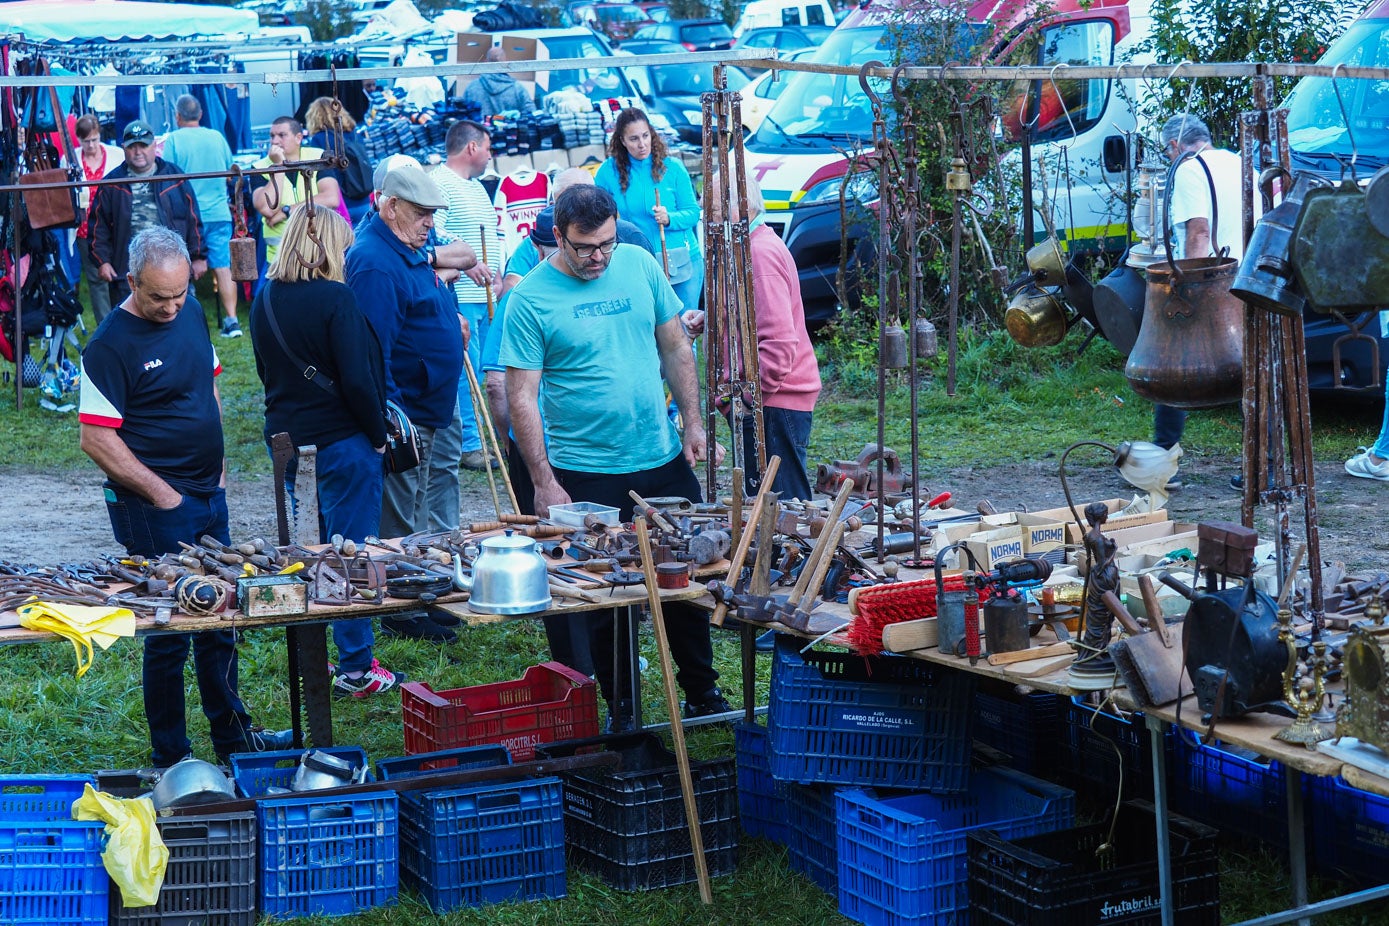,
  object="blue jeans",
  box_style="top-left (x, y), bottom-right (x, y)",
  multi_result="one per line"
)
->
top-left (1153, 406), bottom-right (1186, 450)
top-left (455, 301), bottom-right (488, 454)
top-left (736, 405), bottom-right (814, 500)
top-left (273, 434), bottom-right (382, 673)
top-left (103, 485), bottom-right (251, 766)
top-left (1373, 369), bottom-right (1389, 459)
top-left (671, 270), bottom-right (703, 315)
